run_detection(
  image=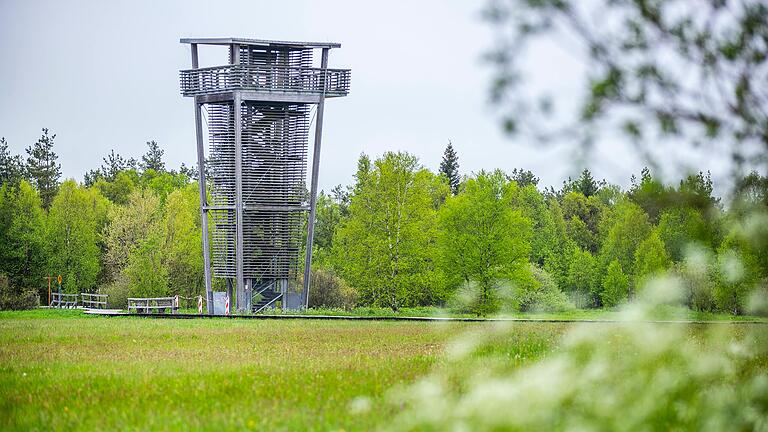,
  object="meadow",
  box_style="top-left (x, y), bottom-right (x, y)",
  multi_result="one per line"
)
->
top-left (1, 309), bottom-right (765, 431)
